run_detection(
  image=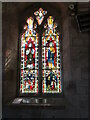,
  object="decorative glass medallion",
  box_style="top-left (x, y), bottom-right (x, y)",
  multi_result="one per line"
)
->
top-left (34, 8), bottom-right (47, 25)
